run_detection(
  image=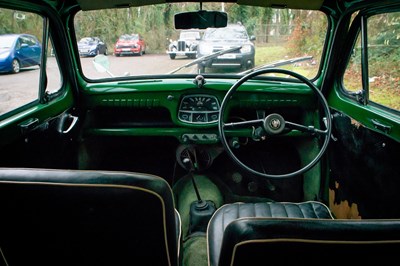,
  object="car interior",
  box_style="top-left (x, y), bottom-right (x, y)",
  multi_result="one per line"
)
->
top-left (0, 0), bottom-right (399, 265)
